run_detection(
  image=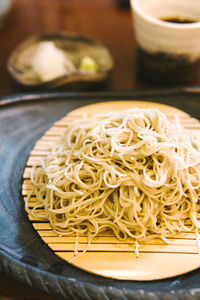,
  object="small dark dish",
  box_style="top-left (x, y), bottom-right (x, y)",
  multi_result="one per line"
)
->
top-left (7, 32), bottom-right (114, 89)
